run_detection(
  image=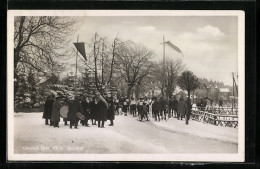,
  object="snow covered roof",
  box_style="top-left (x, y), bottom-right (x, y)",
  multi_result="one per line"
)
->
top-left (219, 88), bottom-right (230, 93)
